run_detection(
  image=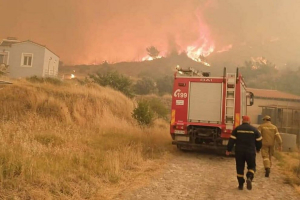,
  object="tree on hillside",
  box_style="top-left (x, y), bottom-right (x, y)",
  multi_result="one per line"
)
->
top-left (134, 77), bottom-right (157, 95)
top-left (156, 75), bottom-right (173, 95)
top-left (146, 46), bottom-right (160, 59)
top-left (276, 67), bottom-right (300, 96)
top-left (240, 58), bottom-right (278, 89)
top-left (89, 71), bottom-right (134, 98)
